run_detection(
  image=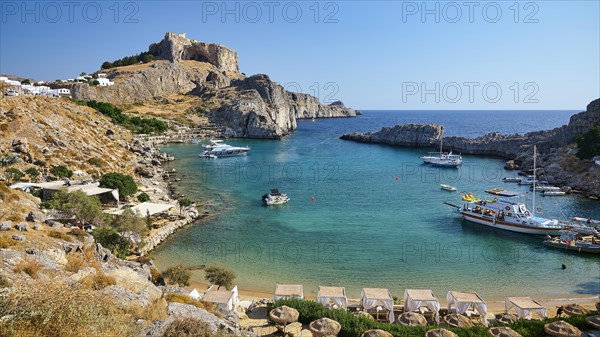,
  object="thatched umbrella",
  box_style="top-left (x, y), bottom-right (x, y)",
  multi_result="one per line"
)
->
top-left (354, 311), bottom-right (374, 320)
top-left (425, 328), bottom-right (459, 337)
top-left (563, 303), bottom-right (589, 316)
top-left (443, 314), bottom-right (474, 328)
top-left (543, 320), bottom-right (581, 337)
top-left (488, 327), bottom-right (522, 337)
top-left (296, 330), bottom-right (313, 337)
top-left (398, 312), bottom-right (427, 327)
top-left (269, 305), bottom-right (299, 325)
top-left (585, 315), bottom-right (600, 329)
top-left (361, 329), bottom-right (393, 337)
top-left (309, 318), bottom-right (341, 337)
top-left (495, 313), bottom-right (519, 325)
